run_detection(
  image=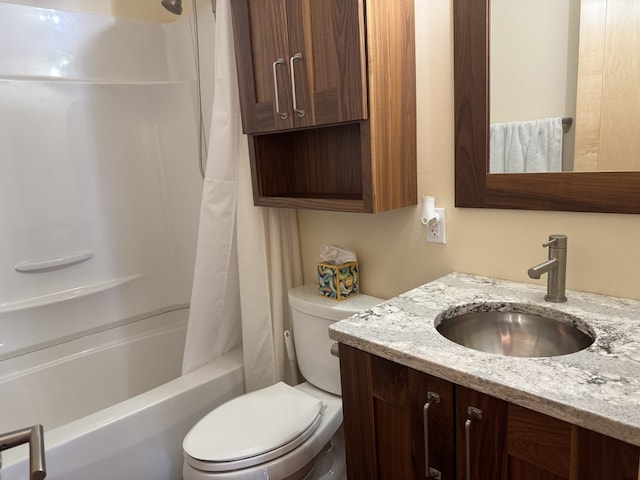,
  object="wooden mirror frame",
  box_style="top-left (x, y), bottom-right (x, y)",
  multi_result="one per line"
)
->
top-left (454, 0), bottom-right (640, 214)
